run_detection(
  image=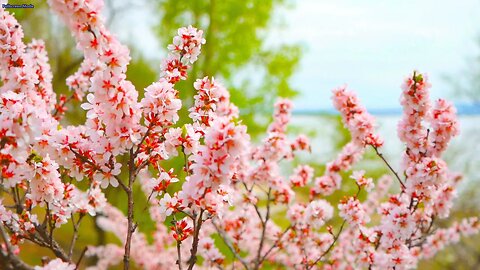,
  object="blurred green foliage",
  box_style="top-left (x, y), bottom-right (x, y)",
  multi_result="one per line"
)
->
top-left (153, 0), bottom-right (302, 137)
